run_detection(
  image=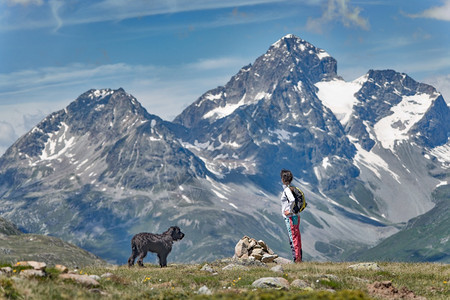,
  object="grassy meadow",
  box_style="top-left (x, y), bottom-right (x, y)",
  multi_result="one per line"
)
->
top-left (0, 260), bottom-right (448, 299)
